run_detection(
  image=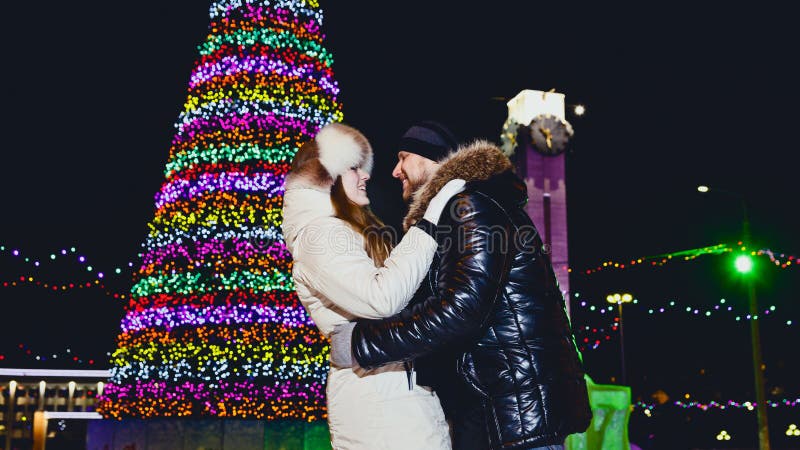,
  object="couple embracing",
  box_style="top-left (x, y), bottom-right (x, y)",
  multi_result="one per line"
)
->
top-left (281, 121), bottom-right (591, 450)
